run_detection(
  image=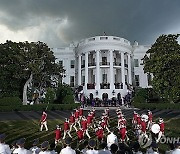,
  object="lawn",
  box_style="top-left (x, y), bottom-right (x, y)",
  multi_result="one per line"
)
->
top-left (0, 114), bottom-right (179, 153)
